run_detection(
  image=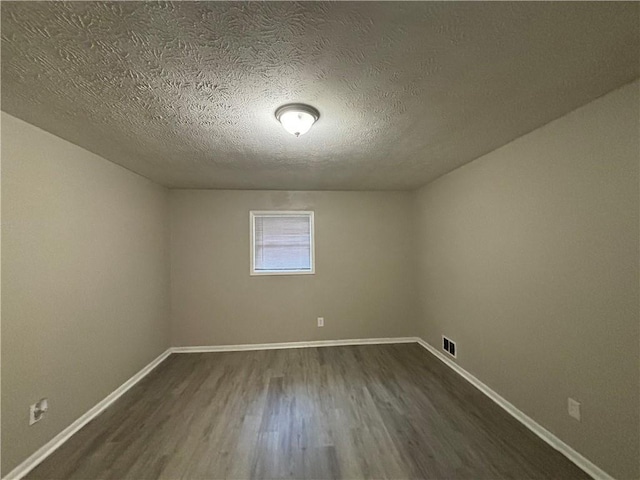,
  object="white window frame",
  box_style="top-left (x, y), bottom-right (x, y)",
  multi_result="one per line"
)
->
top-left (250, 210), bottom-right (315, 276)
